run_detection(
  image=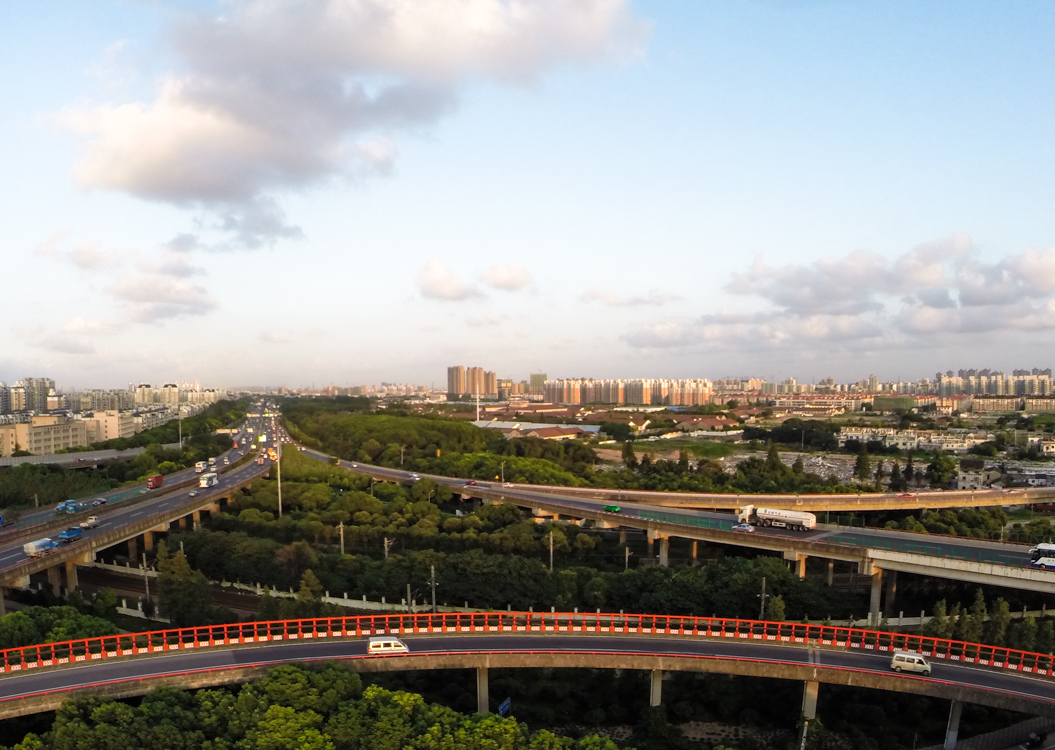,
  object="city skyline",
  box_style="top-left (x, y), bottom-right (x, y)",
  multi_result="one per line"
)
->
top-left (5, 2), bottom-right (1055, 385)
